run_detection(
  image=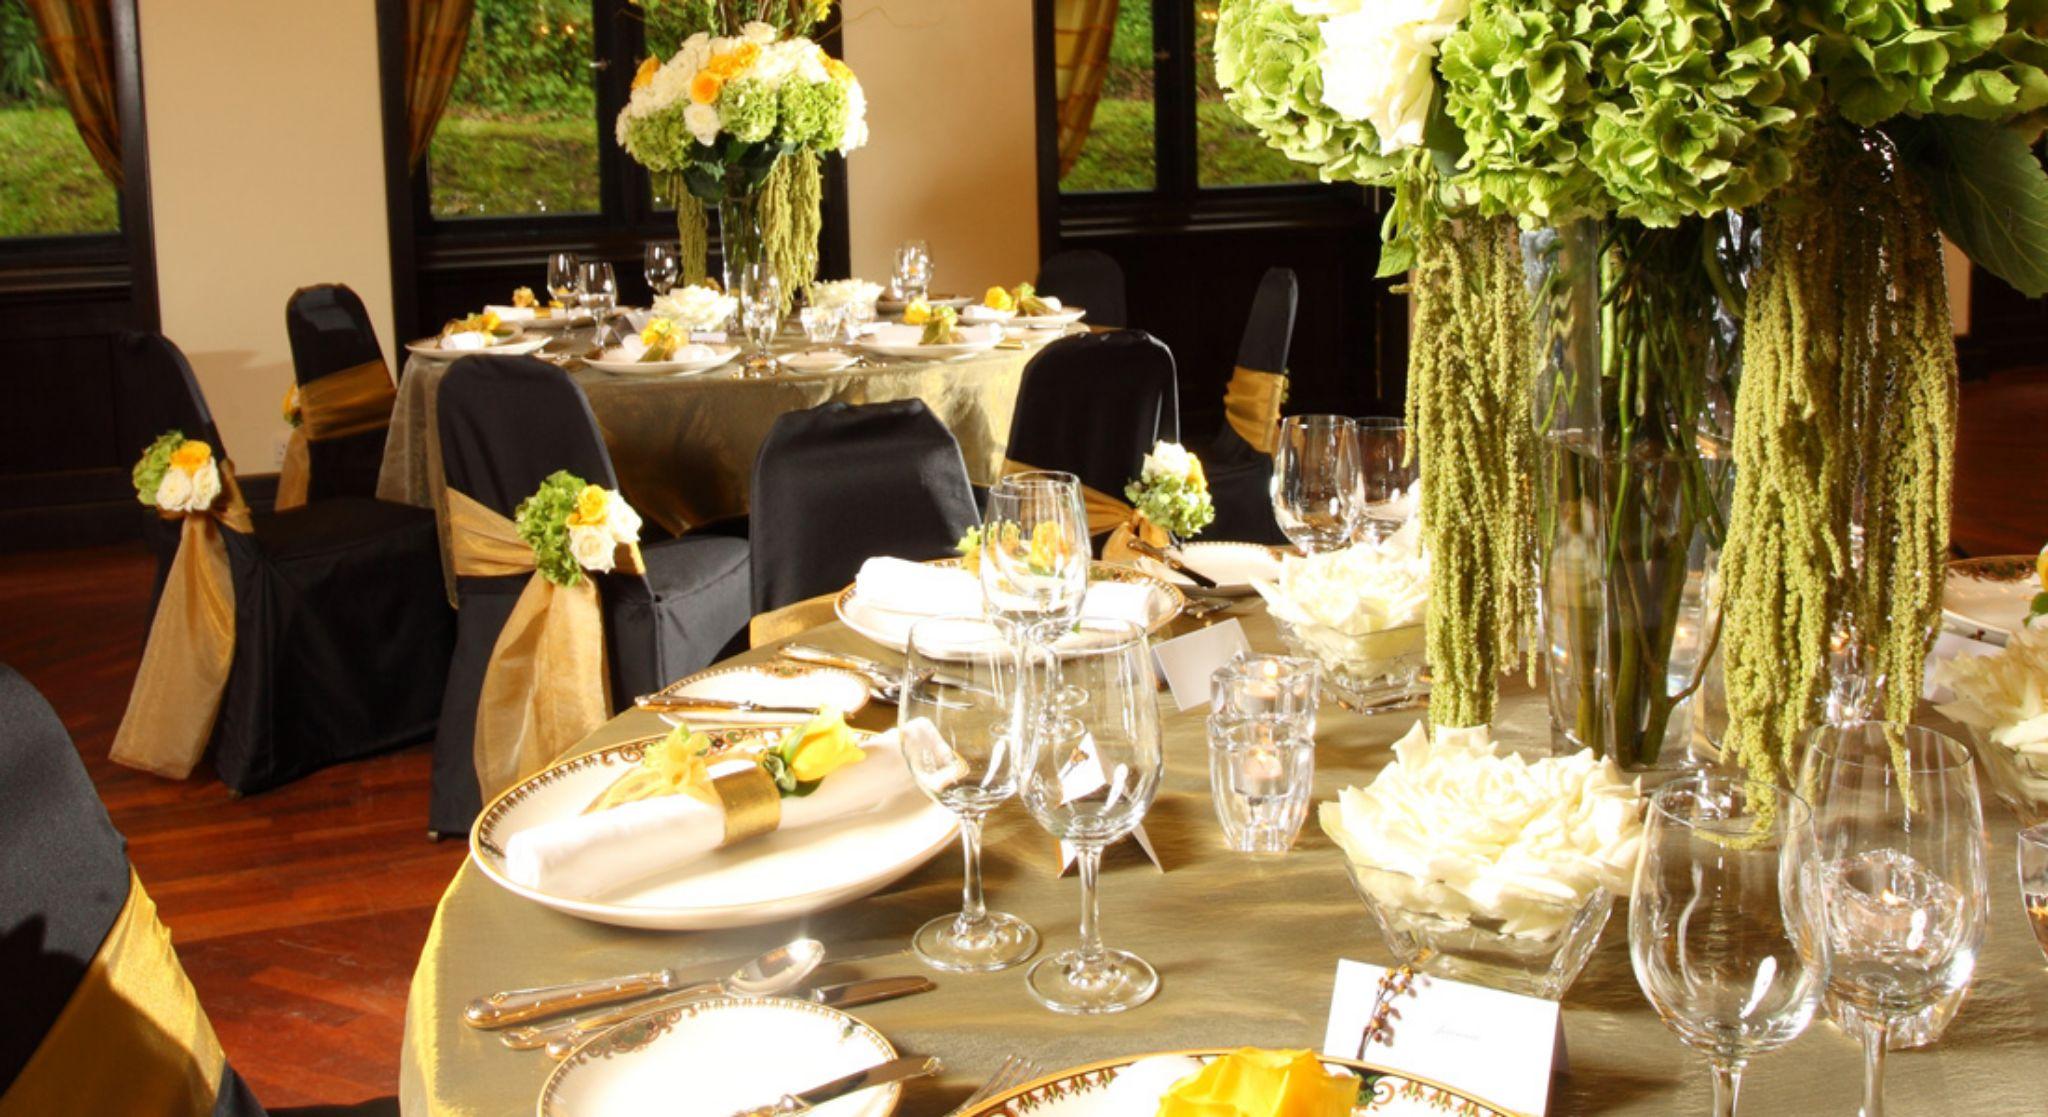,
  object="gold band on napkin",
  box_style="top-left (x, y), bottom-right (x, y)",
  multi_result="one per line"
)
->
top-left (713, 765), bottom-right (782, 847)
top-left (1000, 458), bottom-right (1164, 565)
top-left (109, 467), bottom-right (255, 780)
top-left (276, 360), bottom-right (399, 511)
top-left (1223, 366), bottom-right (1286, 455)
top-left (0, 871), bottom-right (225, 1117)
top-left (448, 488), bottom-right (645, 801)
